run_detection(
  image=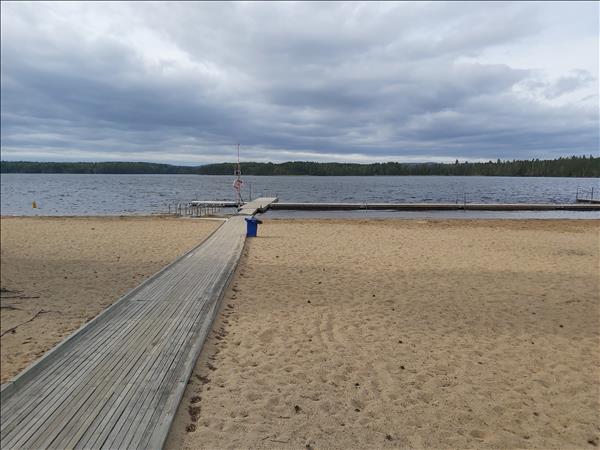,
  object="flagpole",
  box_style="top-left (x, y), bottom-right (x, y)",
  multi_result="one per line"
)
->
top-left (233, 143), bottom-right (244, 207)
